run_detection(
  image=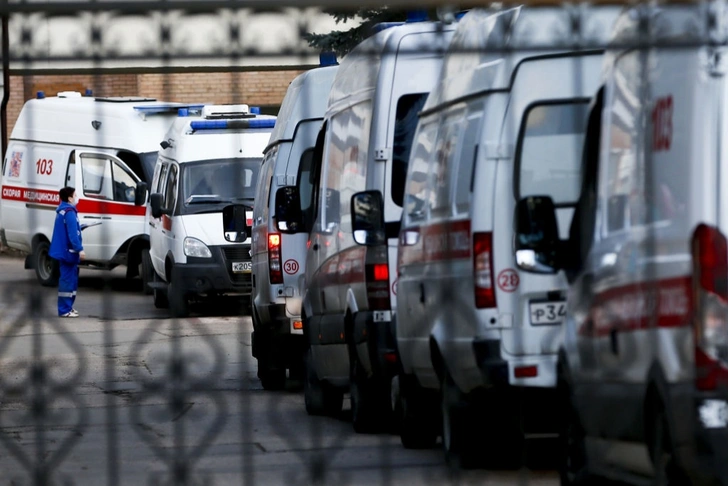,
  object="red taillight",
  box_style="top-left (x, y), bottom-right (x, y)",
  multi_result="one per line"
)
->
top-left (473, 232), bottom-right (496, 309)
top-left (366, 253), bottom-right (391, 311)
top-left (692, 224), bottom-right (728, 390)
top-left (373, 263), bottom-right (389, 281)
top-left (268, 233), bottom-right (283, 284)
